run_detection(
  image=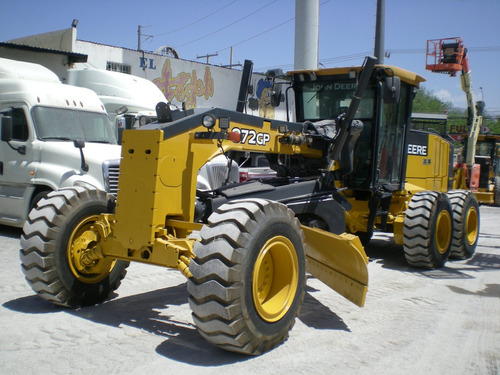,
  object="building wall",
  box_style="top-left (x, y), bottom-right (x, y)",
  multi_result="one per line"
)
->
top-left (75, 39), bottom-right (244, 111)
top-left (4, 28), bottom-right (289, 120)
top-left (0, 47), bottom-right (71, 80)
top-left (8, 28), bottom-right (76, 53)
